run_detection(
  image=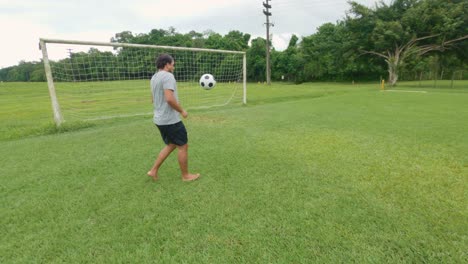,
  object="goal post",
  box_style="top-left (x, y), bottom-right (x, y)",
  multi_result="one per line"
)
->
top-left (39, 39), bottom-right (64, 126)
top-left (39, 38), bottom-right (247, 126)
